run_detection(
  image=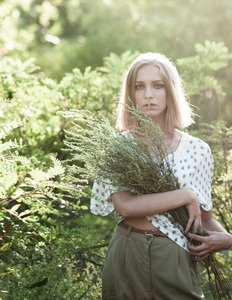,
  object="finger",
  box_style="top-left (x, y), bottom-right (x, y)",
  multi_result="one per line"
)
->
top-left (189, 249), bottom-right (208, 257)
top-left (188, 246), bottom-right (210, 258)
top-left (196, 253), bottom-right (211, 262)
top-left (187, 242), bottom-right (205, 253)
top-left (187, 232), bottom-right (205, 243)
top-left (185, 218), bottom-right (193, 234)
top-left (204, 230), bottom-right (211, 236)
